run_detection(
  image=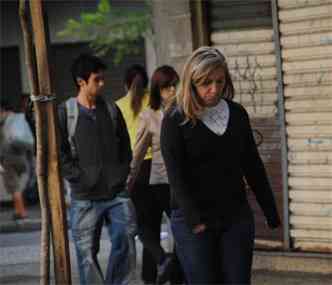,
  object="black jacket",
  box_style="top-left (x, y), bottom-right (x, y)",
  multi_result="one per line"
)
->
top-left (58, 96), bottom-right (132, 200)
